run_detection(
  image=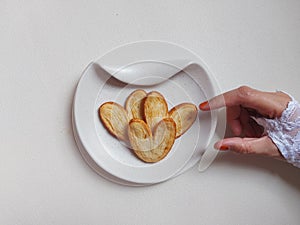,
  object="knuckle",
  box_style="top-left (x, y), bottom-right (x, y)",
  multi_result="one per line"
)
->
top-left (240, 139), bottom-right (254, 154)
top-left (237, 86), bottom-right (254, 102)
